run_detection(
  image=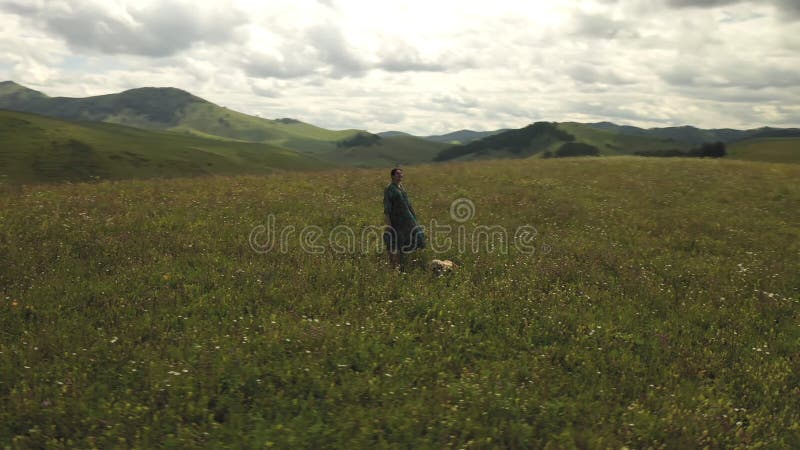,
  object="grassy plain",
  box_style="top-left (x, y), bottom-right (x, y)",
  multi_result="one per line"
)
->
top-left (727, 138), bottom-right (800, 164)
top-left (1, 157), bottom-right (798, 448)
